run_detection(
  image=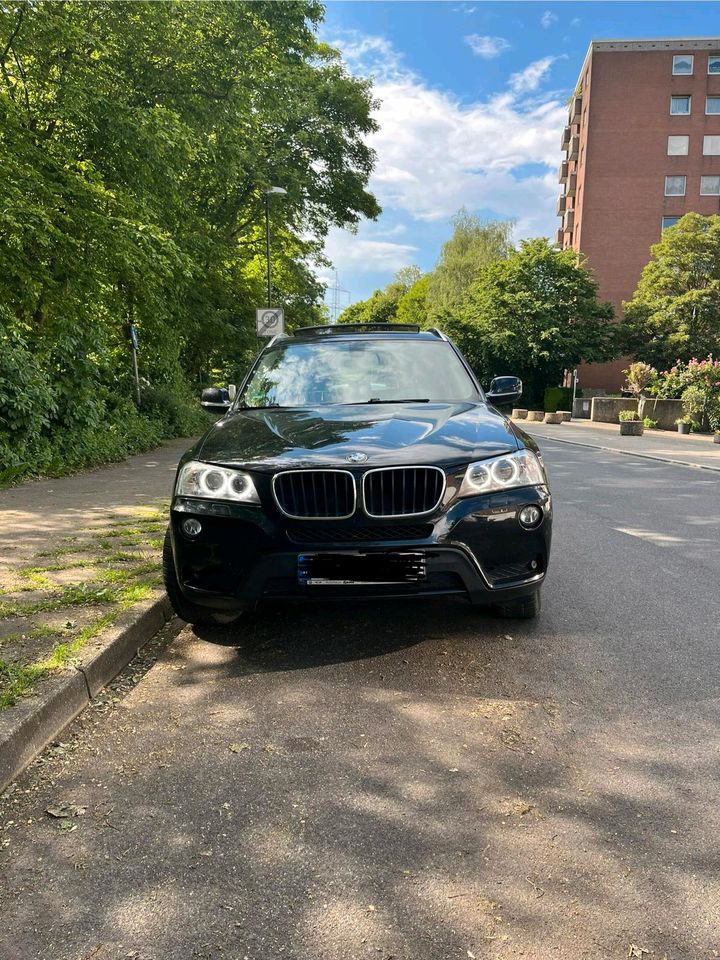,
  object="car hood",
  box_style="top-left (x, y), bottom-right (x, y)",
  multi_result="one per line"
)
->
top-left (195, 402), bottom-right (521, 471)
